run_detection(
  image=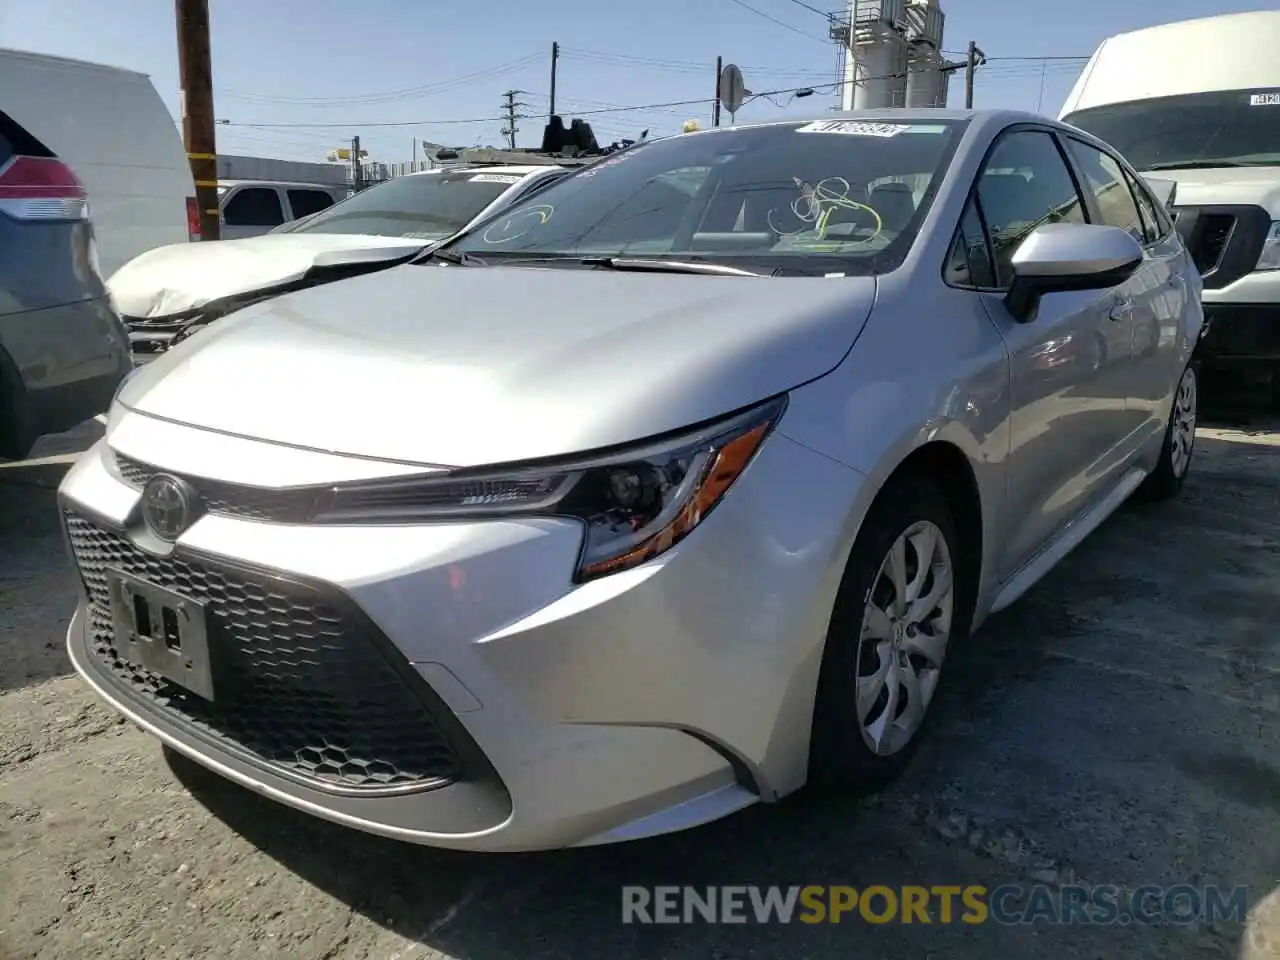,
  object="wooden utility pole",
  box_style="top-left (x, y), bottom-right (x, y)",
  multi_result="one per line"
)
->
top-left (351, 136), bottom-right (362, 191)
top-left (175, 0), bottom-right (219, 240)
top-left (963, 40), bottom-right (985, 108)
top-left (549, 42), bottom-right (559, 117)
top-left (501, 90), bottom-right (525, 149)
top-left (713, 55), bottom-right (722, 127)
